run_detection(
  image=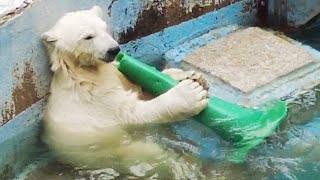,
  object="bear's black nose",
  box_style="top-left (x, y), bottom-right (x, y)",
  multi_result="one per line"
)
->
top-left (108, 46), bottom-right (120, 56)
top-left (103, 46), bottom-right (120, 62)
